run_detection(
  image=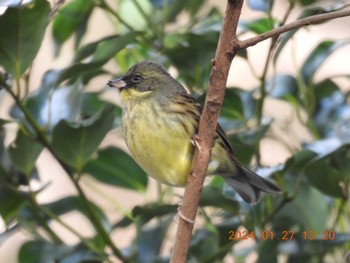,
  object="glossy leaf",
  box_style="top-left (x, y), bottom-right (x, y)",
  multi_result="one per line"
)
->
top-left (51, 106), bottom-right (115, 171)
top-left (164, 31), bottom-right (218, 90)
top-left (23, 76), bottom-right (83, 131)
top-left (0, 120), bottom-right (11, 174)
top-left (228, 135), bottom-right (256, 165)
top-left (257, 239), bottom-right (279, 263)
top-left (19, 241), bottom-right (70, 263)
top-left (303, 144), bottom-right (350, 198)
top-left (312, 79), bottom-right (344, 136)
top-left (240, 17), bottom-right (278, 34)
top-left (0, 186), bottom-right (24, 224)
top-left (238, 121), bottom-right (271, 145)
top-left (298, 0), bottom-right (317, 5)
top-left (0, 0), bottom-right (50, 78)
top-left (189, 225), bottom-right (222, 262)
top-left (301, 40), bottom-right (347, 85)
top-left (276, 179), bottom-right (328, 232)
top-left (220, 89), bottom-right (244, 120)
top-left (131, 203), bottom-right (177, 226)
top-left (73, 35), bottom-right (120, 63)
top-left (200, 186), bottom-right (240, 214)
top-left (56, 32), bottom-right (141, 85)
top-left (83, 147), bottom-right (148, 191)
top-left (247, 0), bottom-right (274, 13)
top-left (52, 0), bottom-right (94, 48)
top-left (18, 241), bottom-right (103, 263)
top-left (81, 93), bottom-right (123, 127)
top-left (8, 129), bottom-right (43, 175)
top-left (267, 74), bottom-right (298, 100)
top-left (42, 196), bottom-right (110, 231)
top-left (136, 217), bottom-right (173, 263)
top-left (162, 0), bottom-right (202, 22)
